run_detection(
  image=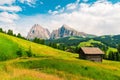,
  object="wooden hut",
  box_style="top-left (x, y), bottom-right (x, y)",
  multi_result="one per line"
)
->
top-left (79, 47), bottom-right (104, 62)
